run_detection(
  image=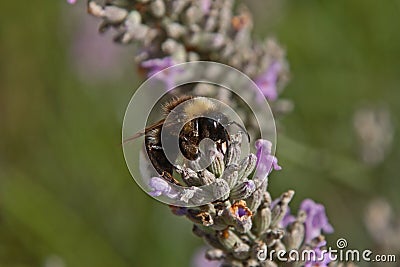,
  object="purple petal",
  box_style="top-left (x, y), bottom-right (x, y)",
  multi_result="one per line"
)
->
top-left (254, 61), bottom-right (282, 101)
top-left (148, 190), bottom-right (162, 197)
top-left (300, 199), bottom-right (334, 243)
top-left (148, 177), bottom-right (178, 199)
top-left (254, 139), bottom-right (281, 182)
top-left (149, 177), bottom-right (169, 191)
top-left (271, 156), bottom-right (282, 171)
top-left (141, 57), bottom-right (174, 76)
